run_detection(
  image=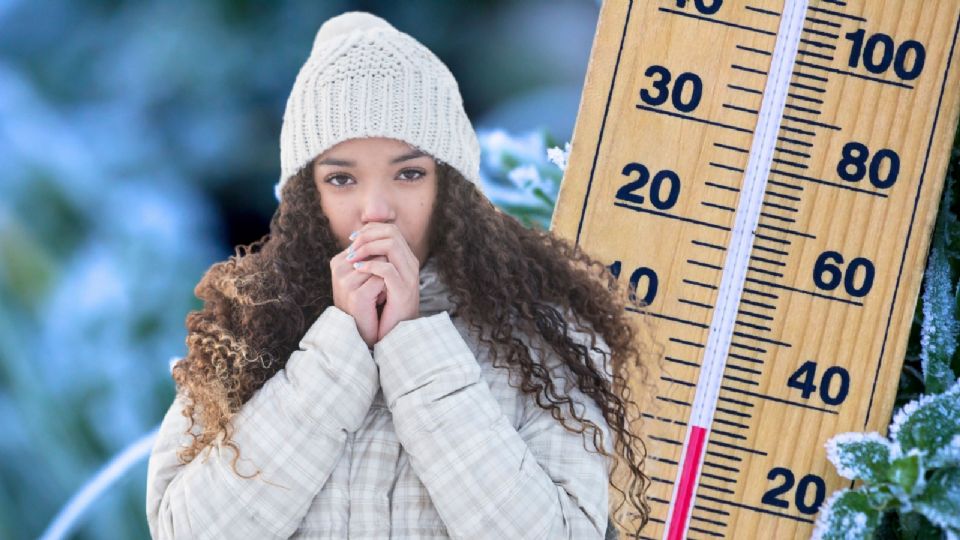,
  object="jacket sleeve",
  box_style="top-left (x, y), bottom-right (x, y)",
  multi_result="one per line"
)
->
top-left (373, 311), bottom-right (613, 540)
top-left (145, 305), bottom-right (379, 539)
